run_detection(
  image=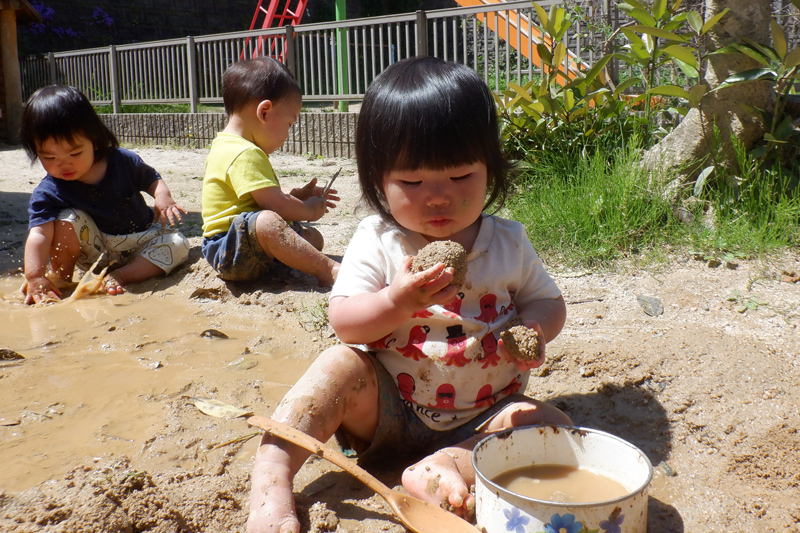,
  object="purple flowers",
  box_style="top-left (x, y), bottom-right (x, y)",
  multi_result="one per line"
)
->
top-left (27, 3), bottom-right (113, 42)
top-left (504, 507), bottom-right (530, 533)
top-left (91, 8), bottom-right (114, 28)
